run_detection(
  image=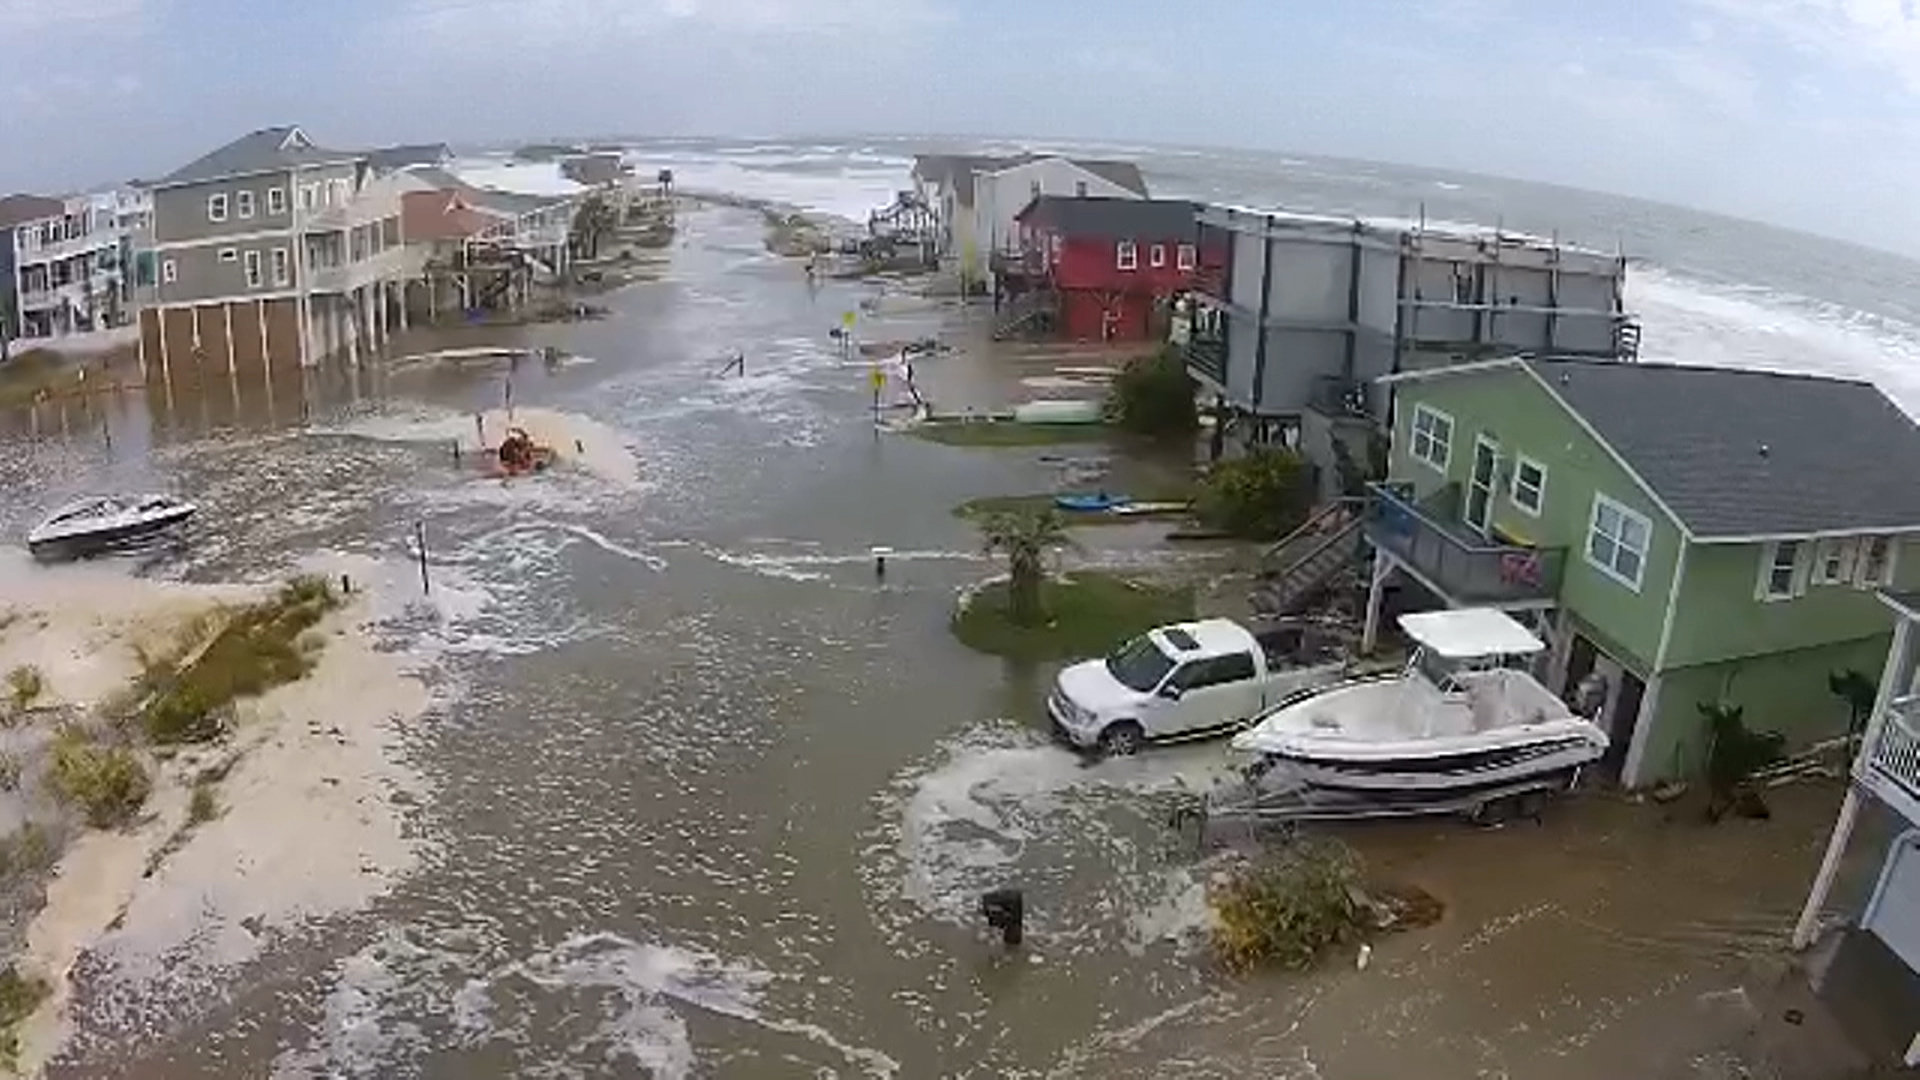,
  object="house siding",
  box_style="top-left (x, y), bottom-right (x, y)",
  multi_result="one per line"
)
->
top-left (151, 170), bottom-right (297, 246)
top-left (1663, 538), bottom-right (1920, 668)
top-left (1388, 367), bottom-right (1679, 669)
top-left (156, 240), bottom-right (298, 306)
top-left (973, 159), bottom-right (1138, 273)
